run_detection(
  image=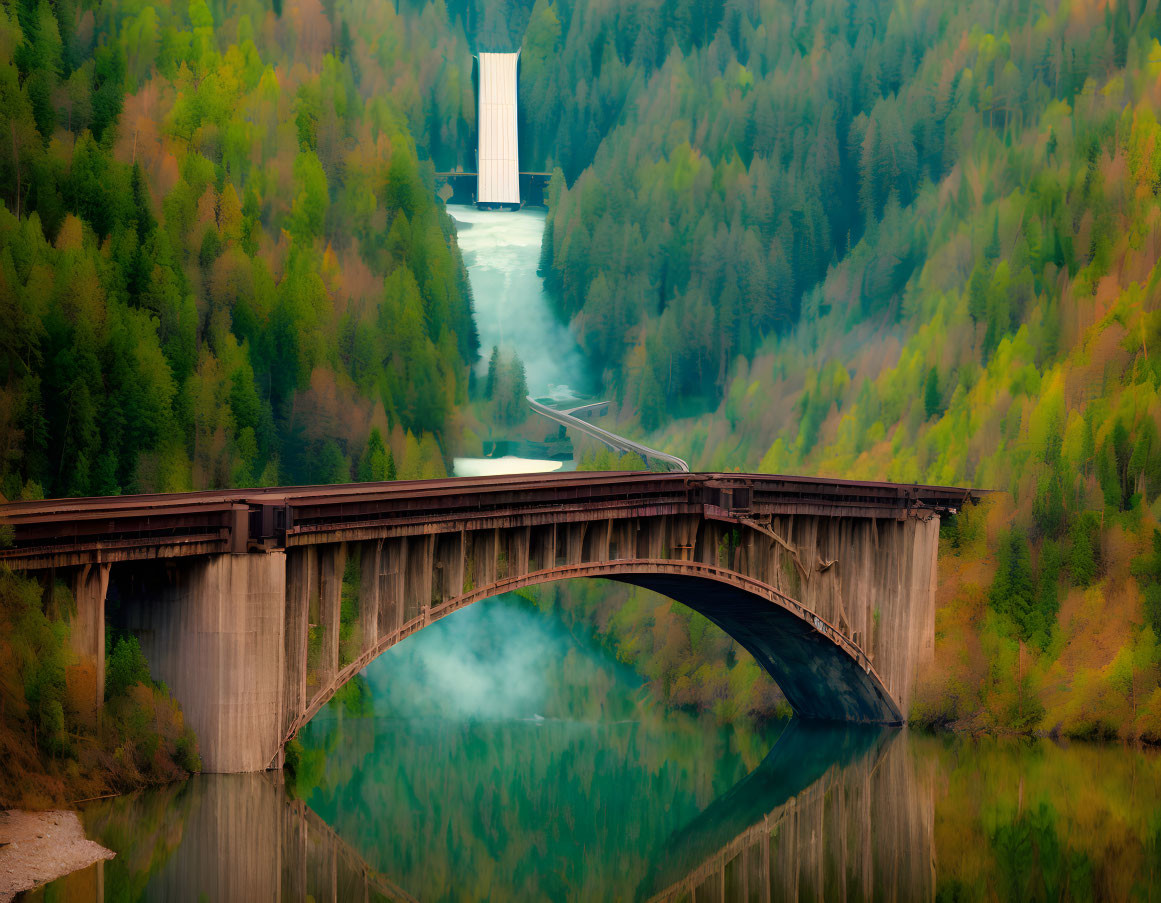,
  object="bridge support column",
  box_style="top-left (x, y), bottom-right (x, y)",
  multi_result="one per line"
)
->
top-left (284, 547), bottom-right (316, 741)
top-left (318, 544), bottom-right (344, 687)
top-left (70, 562), bottom-right (110, 725)
top-left (125, 552), bottom-right (286, 772)
top-left (358, 542), bottom-right (381, 655)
